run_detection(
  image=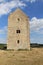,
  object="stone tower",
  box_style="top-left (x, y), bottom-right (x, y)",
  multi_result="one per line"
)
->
top-left (7, 8), bottom-right (30, 50)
